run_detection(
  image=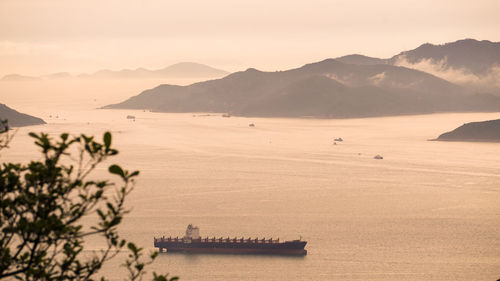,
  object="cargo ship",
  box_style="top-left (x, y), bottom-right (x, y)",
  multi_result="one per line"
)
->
top-left (154, 224), bottom-right (307, 256)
